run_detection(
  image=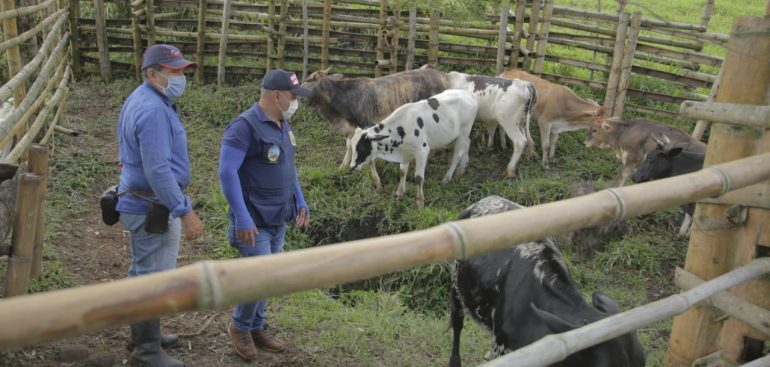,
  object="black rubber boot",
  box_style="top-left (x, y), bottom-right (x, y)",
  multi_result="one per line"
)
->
top-left (128, 319), bottom-right (184, 367)
top-left (127, 334), bottom-right (180, 352)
